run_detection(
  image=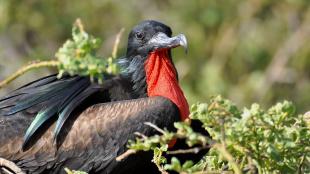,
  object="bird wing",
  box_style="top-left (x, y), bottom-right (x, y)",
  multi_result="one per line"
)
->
top-left (0, 96), bottom-right (179, 173)
top-left (0, 74), bottom-right (130, 148)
